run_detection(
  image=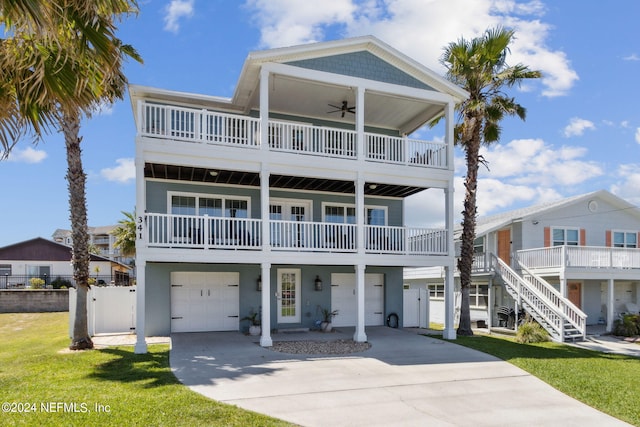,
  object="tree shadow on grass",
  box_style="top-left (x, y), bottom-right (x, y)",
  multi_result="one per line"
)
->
top-left (440, 334), bottom-right (639, 362)
top-left (88, 346), bottom-right (180, 388)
